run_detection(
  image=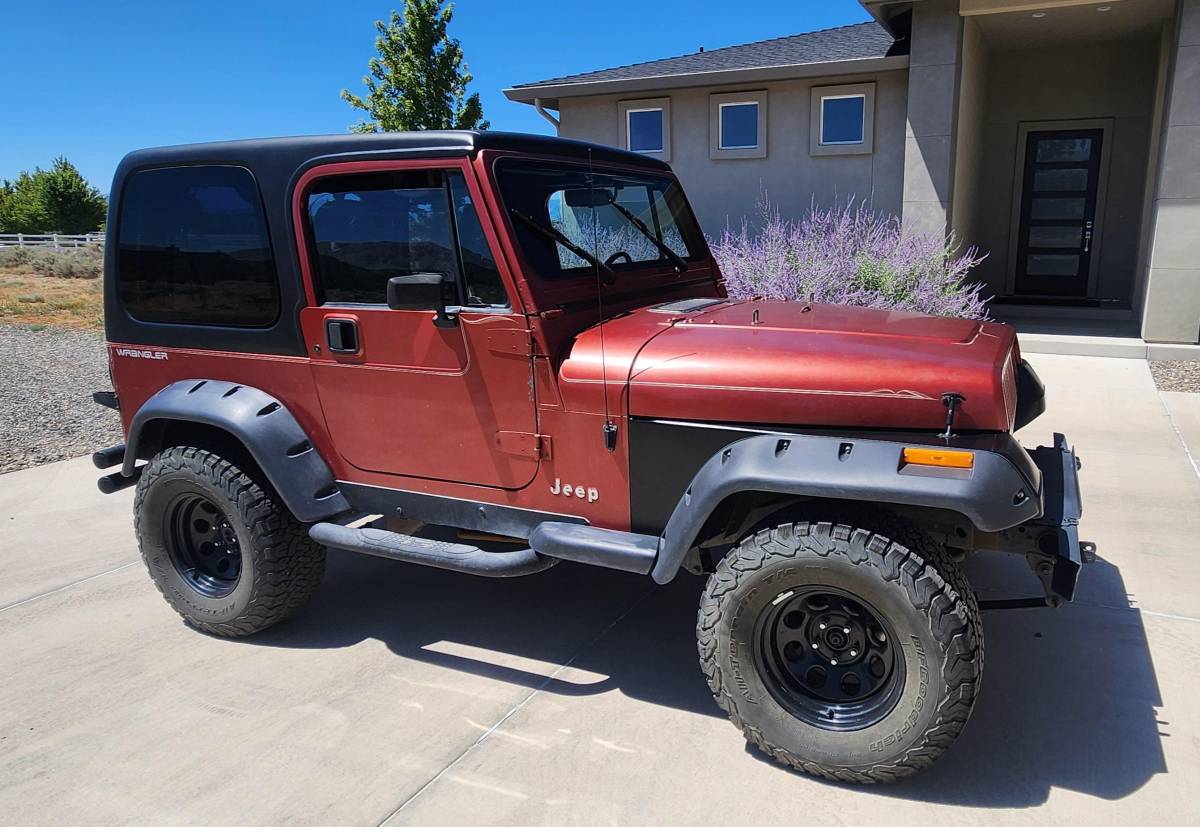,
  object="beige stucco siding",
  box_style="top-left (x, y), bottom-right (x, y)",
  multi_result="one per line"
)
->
top-left (1143, 0), bottom-right (1200, 343)
top-left (556, 70), bottom-right (909, 236)
top-left (951, 16), bottom-right (988, 248)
